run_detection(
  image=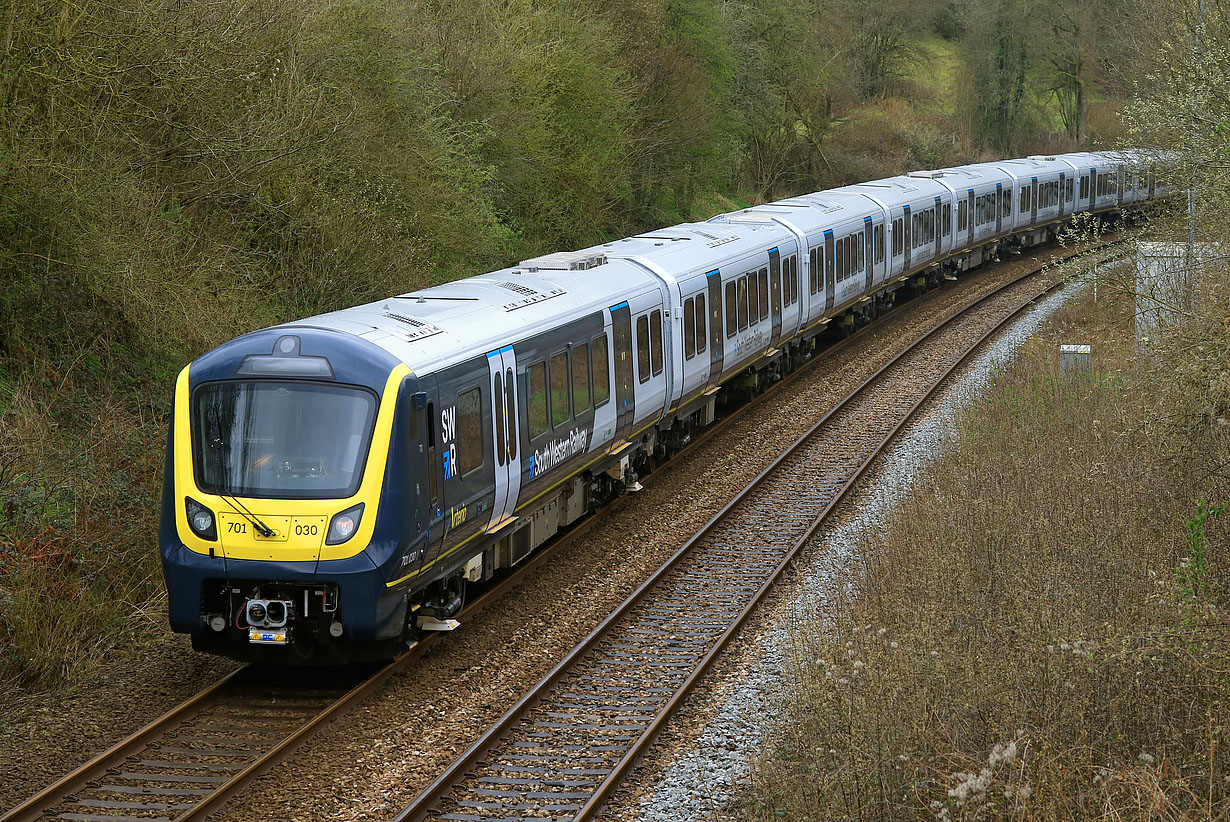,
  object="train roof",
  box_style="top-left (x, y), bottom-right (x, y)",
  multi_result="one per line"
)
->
top-left (931, 163), bottom-right (1013, 189)
top-left (248, 146), bottom-right (1164, 379)
top-left (710, 193), bottom-right (878, 236)
top-left (283, 255), bottom-right (660, 374)
top-left (583, 219), bottom-right (793, 279)
top-left (826, 173), bottom-right (952, 209)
